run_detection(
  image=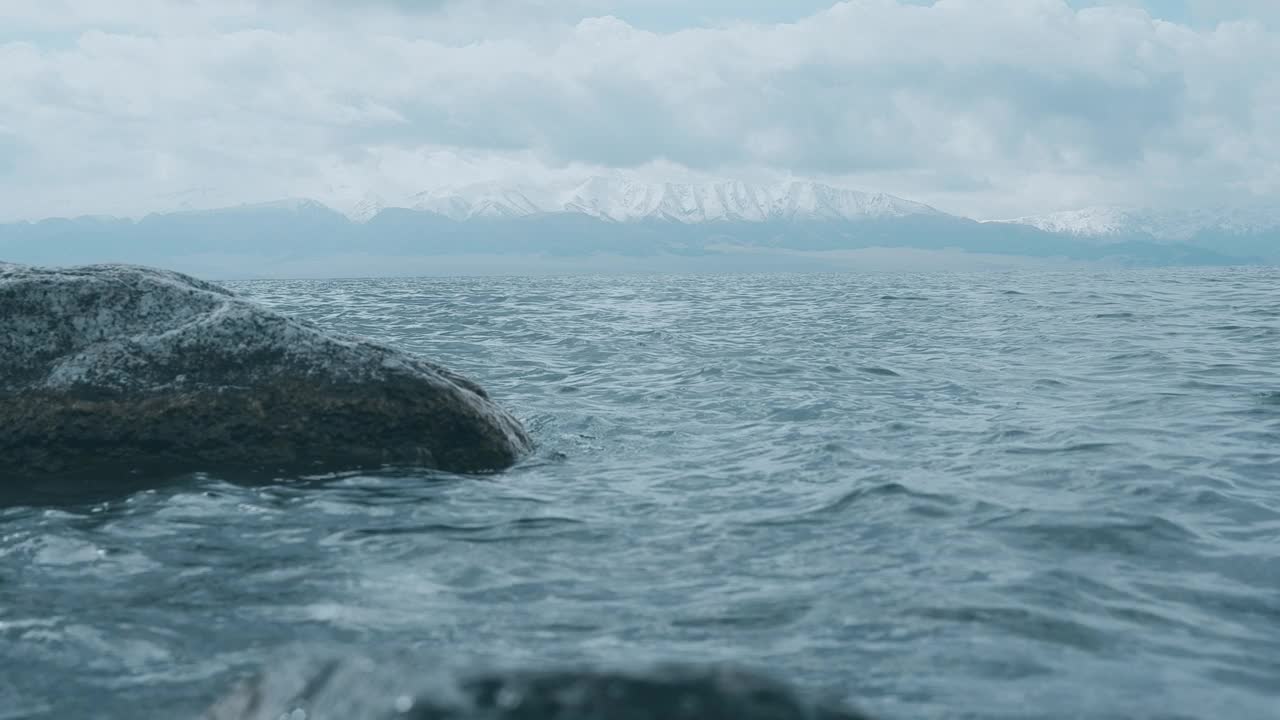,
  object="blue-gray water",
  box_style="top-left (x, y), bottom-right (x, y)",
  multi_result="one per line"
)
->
top-left (3, 268), bottom-right (1279, 719)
